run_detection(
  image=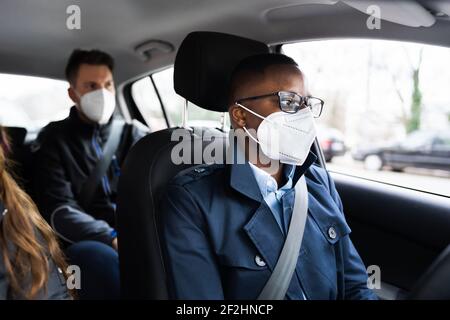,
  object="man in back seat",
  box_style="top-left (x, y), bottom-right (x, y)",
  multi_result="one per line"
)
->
top-left (33, 49), bottom-right (148, 299)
